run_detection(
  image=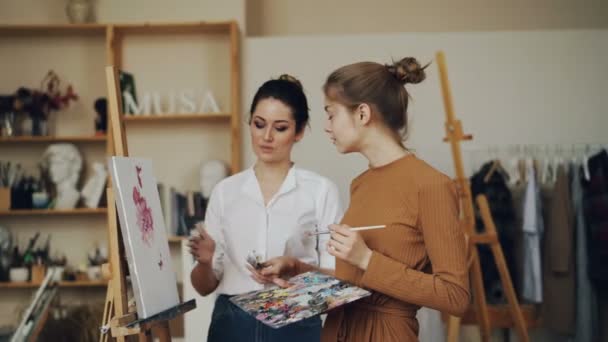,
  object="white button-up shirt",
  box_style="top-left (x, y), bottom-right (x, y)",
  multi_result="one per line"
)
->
top-left (204, 165), bottom-right (343, 295)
